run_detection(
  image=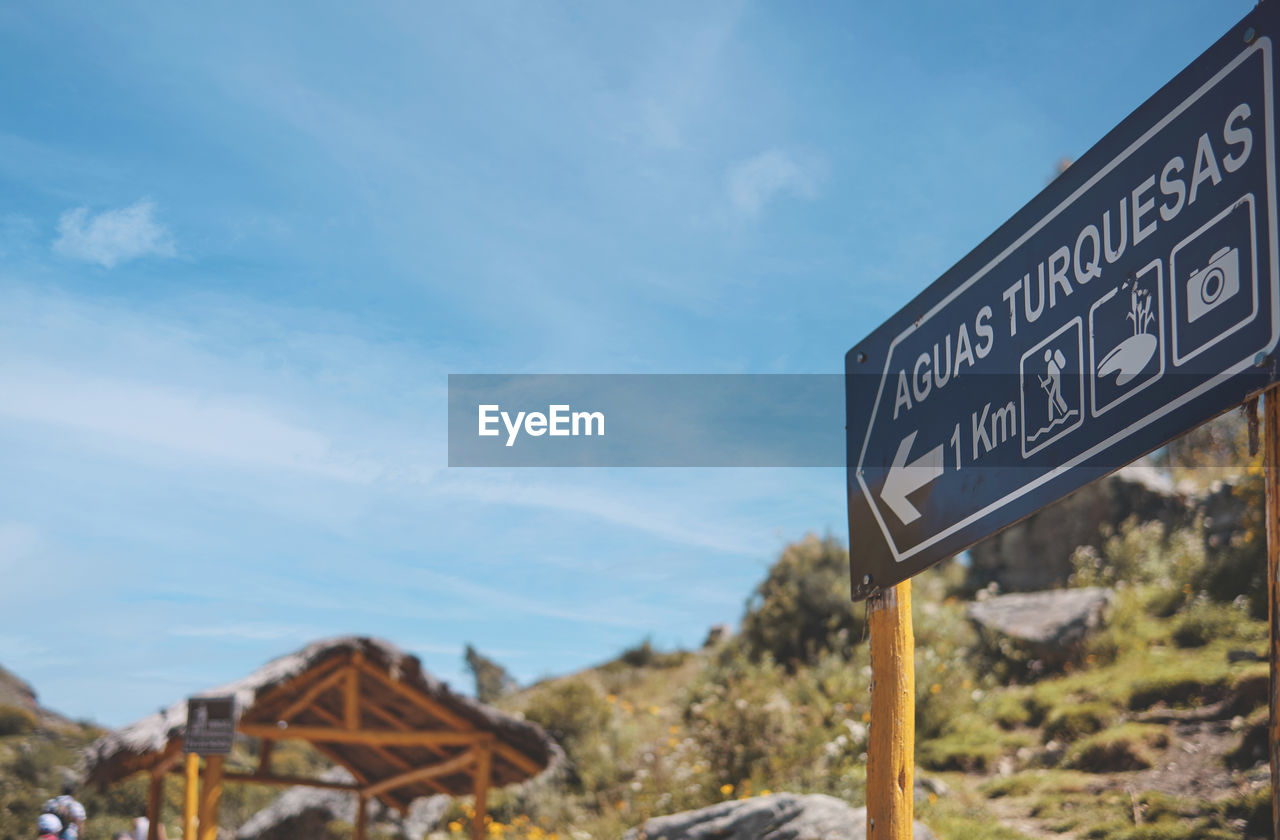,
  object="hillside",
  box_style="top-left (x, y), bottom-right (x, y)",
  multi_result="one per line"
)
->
top-left (467, 514), bottom-right (1274, 839)
top-left (2, 418), bottom-right (1276, 840)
